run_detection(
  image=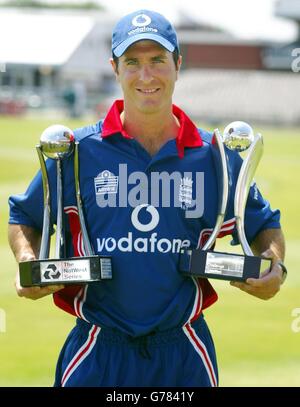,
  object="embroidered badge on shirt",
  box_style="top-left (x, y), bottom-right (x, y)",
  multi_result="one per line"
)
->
top-left (94, 170), bottom-right (118, 195)
top-left (179, 177), bottom-right (193, 209)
